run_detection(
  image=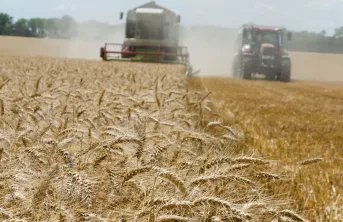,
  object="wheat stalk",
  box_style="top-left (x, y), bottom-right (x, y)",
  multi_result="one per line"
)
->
top-left (32, 165), bottom-right (59, 208)
top-left (153, 167), bottom-right (188, 195)
top-left (0, 147), bottom-right (3, 161)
